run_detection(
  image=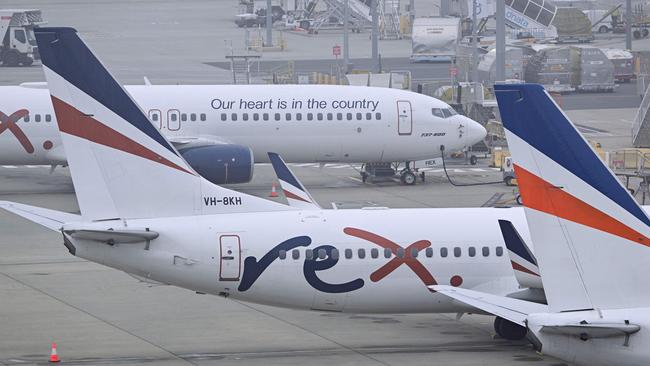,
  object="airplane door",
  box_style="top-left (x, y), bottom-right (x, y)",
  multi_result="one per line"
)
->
top-left (219, 235), bottom-right (241, 281)
top-left (148, 109), bottom-right (162, 129)
top-left (397, 101), bottom-right (412, 135)
top-left (167, 109), bottom-right (180, 131)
